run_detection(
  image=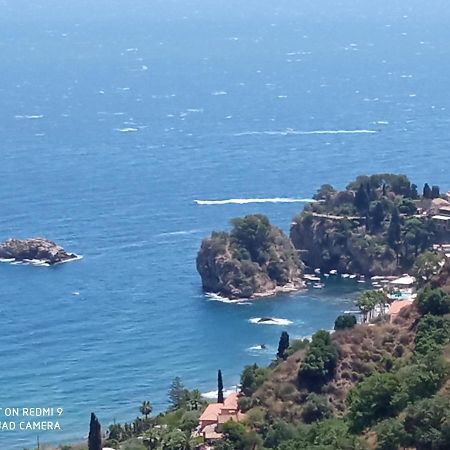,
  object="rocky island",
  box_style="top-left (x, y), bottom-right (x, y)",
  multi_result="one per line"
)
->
top-left (0, 238), bottom-right (78, 265)
top-left (290, 174), bottom-right (449, 276)
top-left (196, 214), bottom-right (304, 299)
